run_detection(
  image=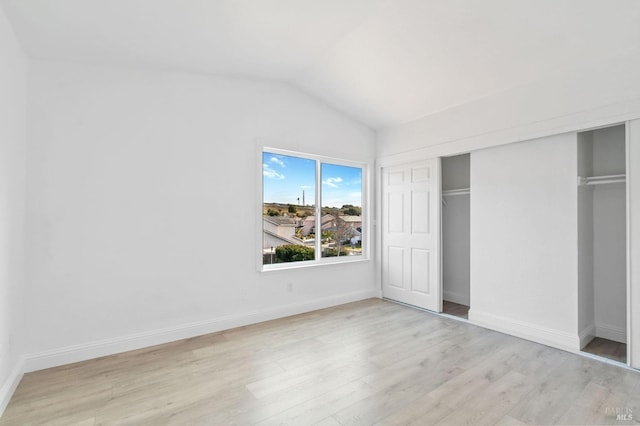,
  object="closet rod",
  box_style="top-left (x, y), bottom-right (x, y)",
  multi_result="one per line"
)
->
top-left (442, 188), bottom-right (471, 196)
top-left (578, 174), bottom-right (626, 186)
